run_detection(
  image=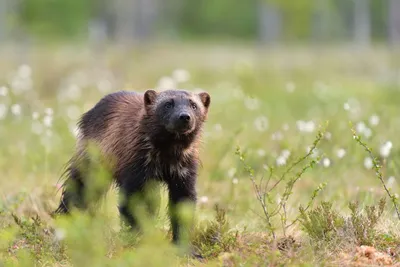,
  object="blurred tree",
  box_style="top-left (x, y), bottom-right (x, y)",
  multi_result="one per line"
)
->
top-left (353, 0), bottom-right (371, 47)
top-left (0, 0), bottom-right (393, 45)
top-left (176, 0), bottom-right (258, 39)
top-left (18, 0), bottom-right (92, 40)
top-left (311, 0), bottom-right (344, 43)
top-left (0, 0), bottom-right (7, 42)
top-left (270, 0), bottom-right (314, 40)
top-left (388, 0), bottom-right (400, 45)
top-left (258, 0), bottom-right (281, 44)
top-left (111, 0), bottom-right (159, 43)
